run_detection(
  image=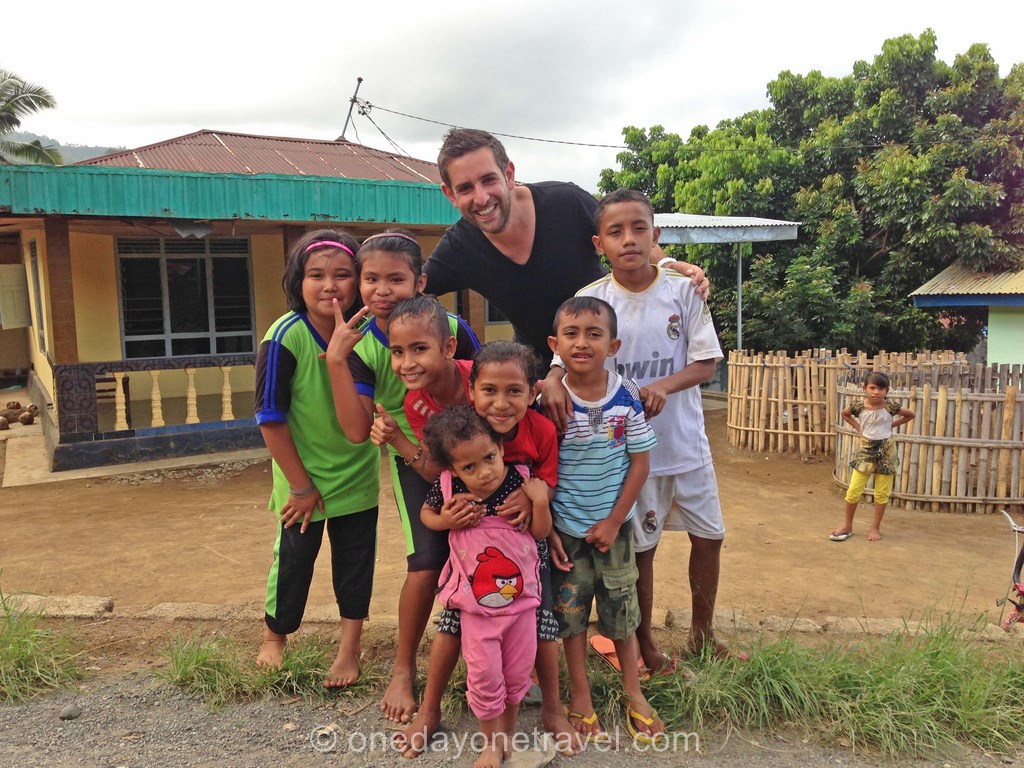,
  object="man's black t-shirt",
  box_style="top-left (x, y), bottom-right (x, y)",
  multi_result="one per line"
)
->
top-left (424, 181), bottom-right (606, 365)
